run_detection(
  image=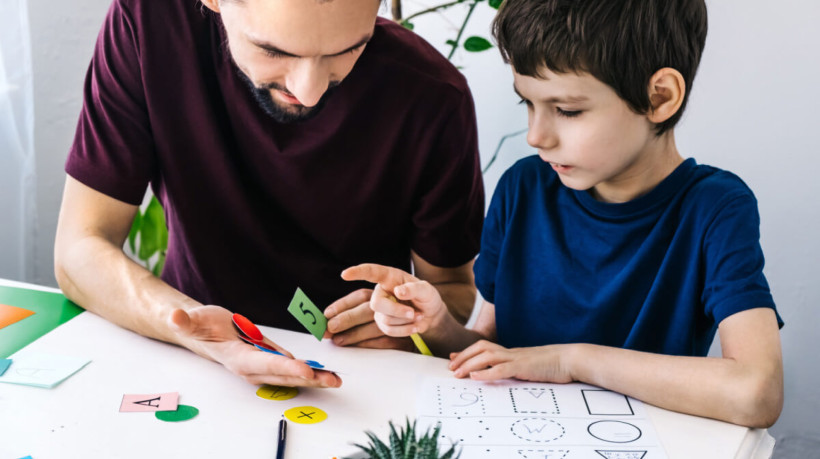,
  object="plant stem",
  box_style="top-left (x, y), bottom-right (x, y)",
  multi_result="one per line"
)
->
top-left (392, 0), bottom-right (403, 20)
top-left (446, 0), bottom-right (479, 60)
top-left (403, 0), bottom-right (465, 22)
